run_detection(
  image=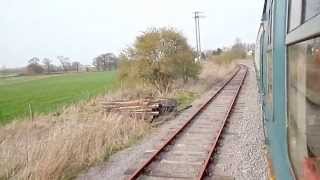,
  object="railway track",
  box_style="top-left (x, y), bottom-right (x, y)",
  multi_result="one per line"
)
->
top-left (127, 65), bottom-right (248, 180)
